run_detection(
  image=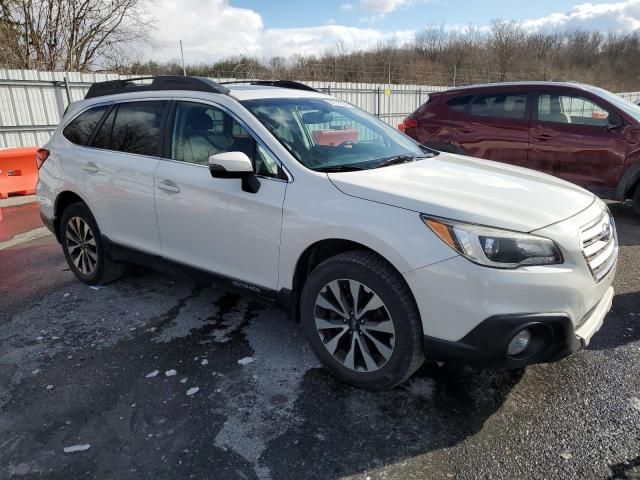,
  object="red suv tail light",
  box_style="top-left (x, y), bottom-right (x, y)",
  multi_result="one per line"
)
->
top-left (36, 148), bottom-right (50, 169)
top-left (398, 117), bottom-right (418, 133)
